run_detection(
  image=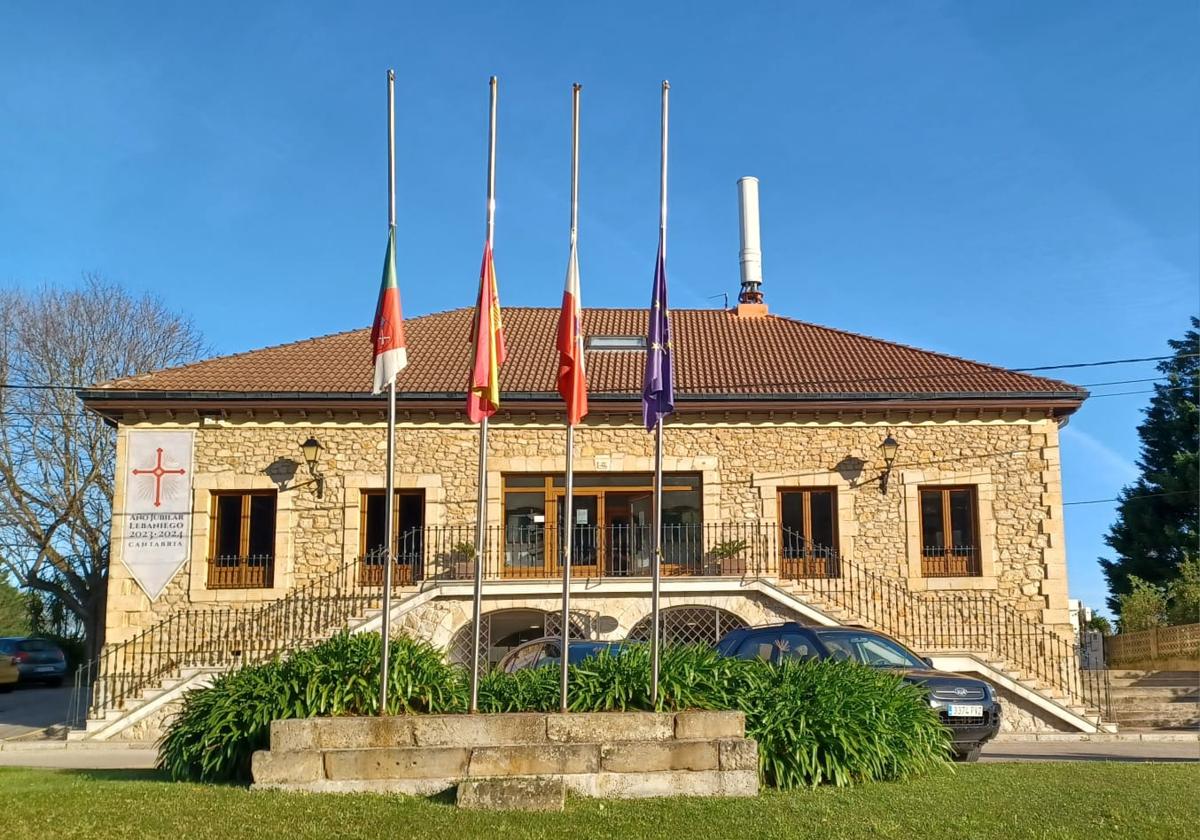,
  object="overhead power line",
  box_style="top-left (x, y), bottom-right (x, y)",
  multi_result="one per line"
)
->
top-left (1062, 490), bottom-right (1194, 507)
top-left (1, 352), bottom-right (1196, 394)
